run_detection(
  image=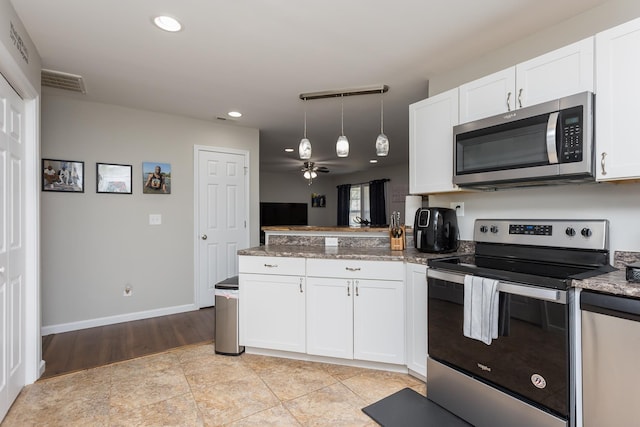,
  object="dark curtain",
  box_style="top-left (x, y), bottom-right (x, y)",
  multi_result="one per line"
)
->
top-left (369, 179), bottom-right (389, 226)
top-left (336, 184), bottom-right (351, 226)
